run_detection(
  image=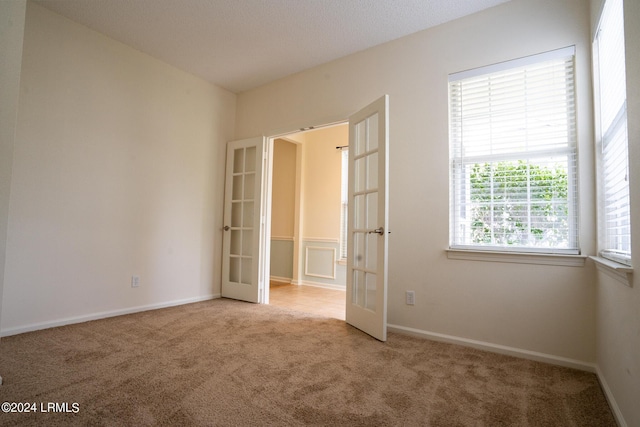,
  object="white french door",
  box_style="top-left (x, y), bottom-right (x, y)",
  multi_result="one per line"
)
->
top-left (346, 95), bottom-right (389, 341)
top-left (221, 137), bottom-right (270, 303)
